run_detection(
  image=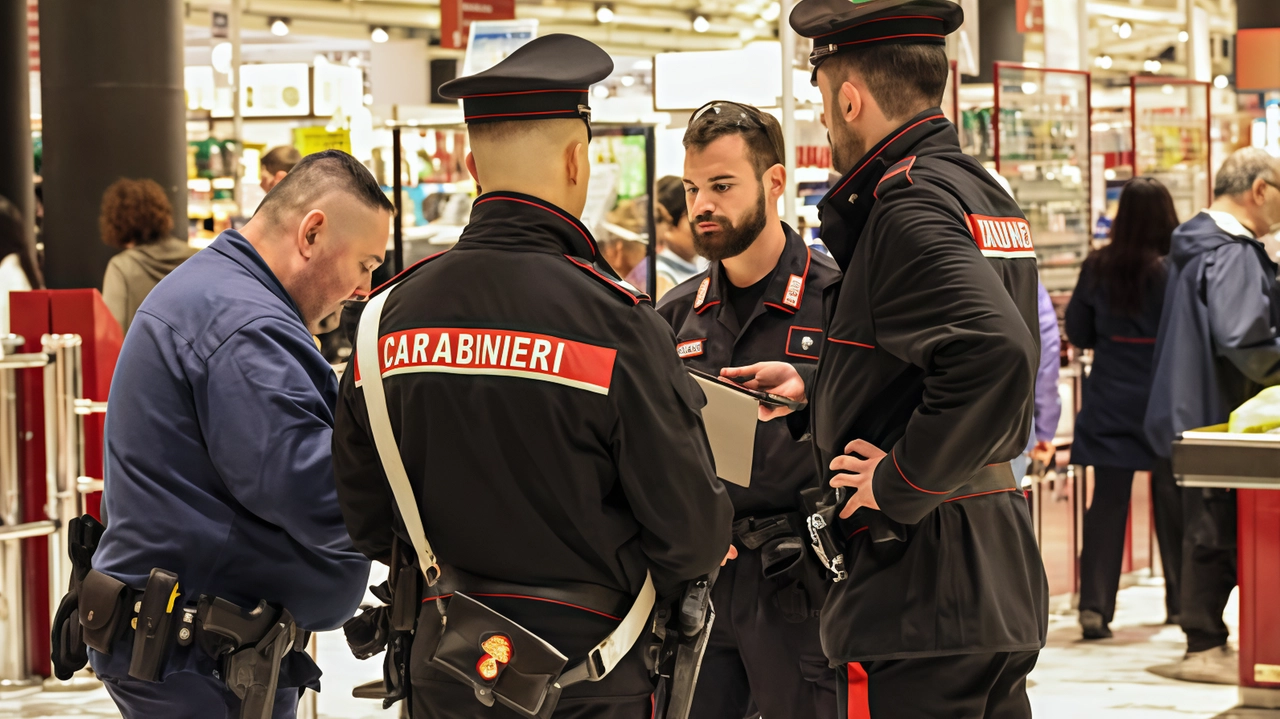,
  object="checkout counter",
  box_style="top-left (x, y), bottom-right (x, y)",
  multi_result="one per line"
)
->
top-left (1174, 428), bottom-right (1280, 709)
